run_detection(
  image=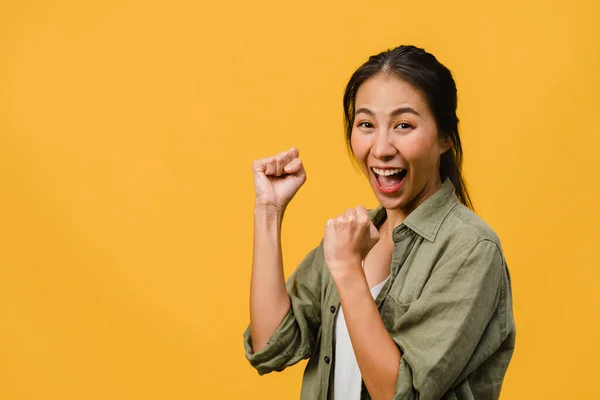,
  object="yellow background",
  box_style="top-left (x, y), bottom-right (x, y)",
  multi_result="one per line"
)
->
top-left (0, 0), bottom-right (598, 398)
